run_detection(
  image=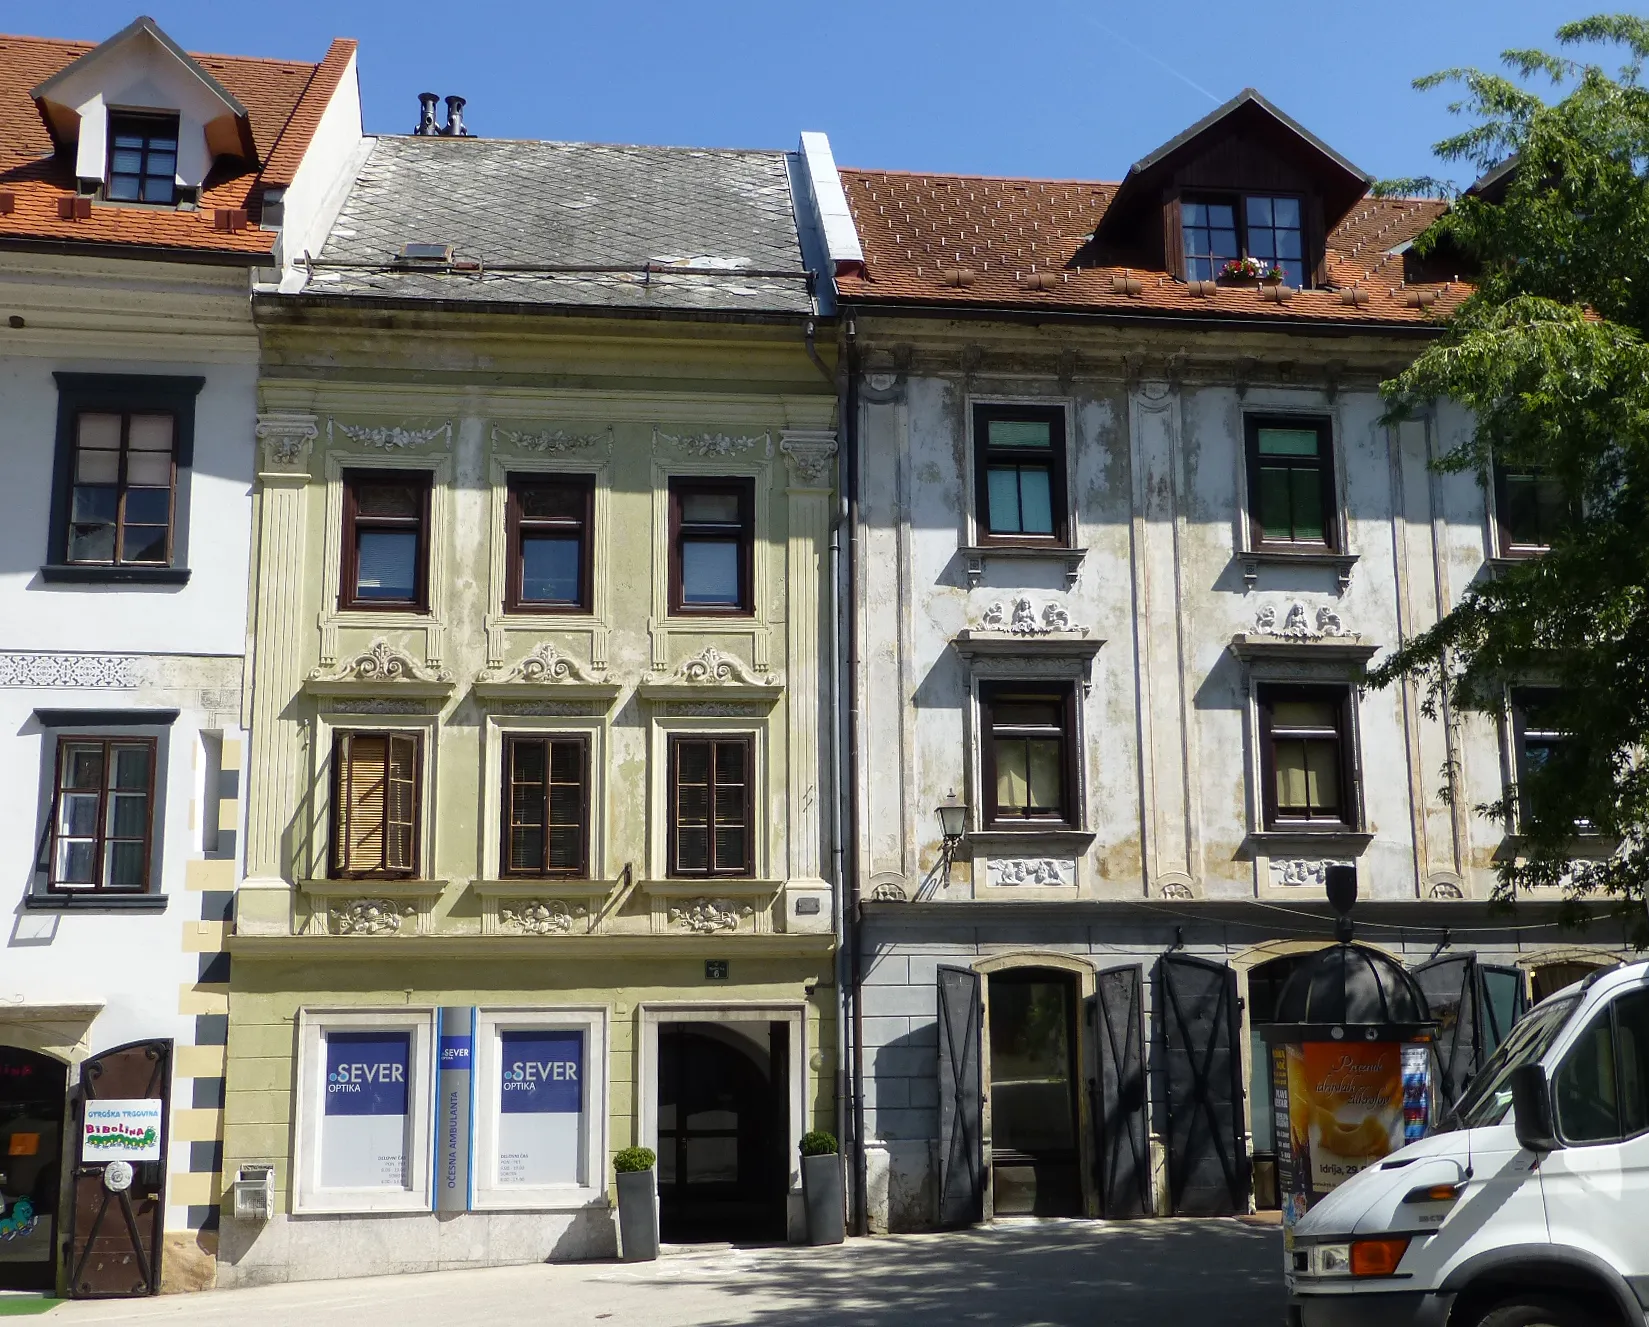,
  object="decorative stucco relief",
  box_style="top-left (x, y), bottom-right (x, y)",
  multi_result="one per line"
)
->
top-left (329, 899), bottom-right (415, 935)
top-left (779, 431), bottom-right (838, 484)
top-left (978, 596), bottom-right (1086, 636)
top-left (1254, 602), bottom-right (1347, 639)
top-left (1270, 858), bottom-right (1354, 888)
top-left (1158, 881), bottom-right (1195, 900)
top-left (326, 698), bottom-right (430, 715)
top-left (669, 898), bottom-right (753, 933)
top-left (255, 413), bottom-right (318, 471)
top-left (1429, 881), bottom-right (1465, 899)
top-left (328, 419), bottom-right (451, 450)
top-left (660, 645), bottom-right (777, 688)
top-left (309, 639), bottom-right (450, 685)
top-left (490, 425), bottom-right (610, 454)
top-left (499, 900), bottom-right (587, 934)
top-left (986, 858), bottom-right (1075, 887)
top-left (868, 881), bottom-right (909, 902)
top-left (483, 642), bottom-right (599, 685)
top-left (0, 653), bottom-right (138, 688)
top-left (654, 428), bottom-right (772, 458)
